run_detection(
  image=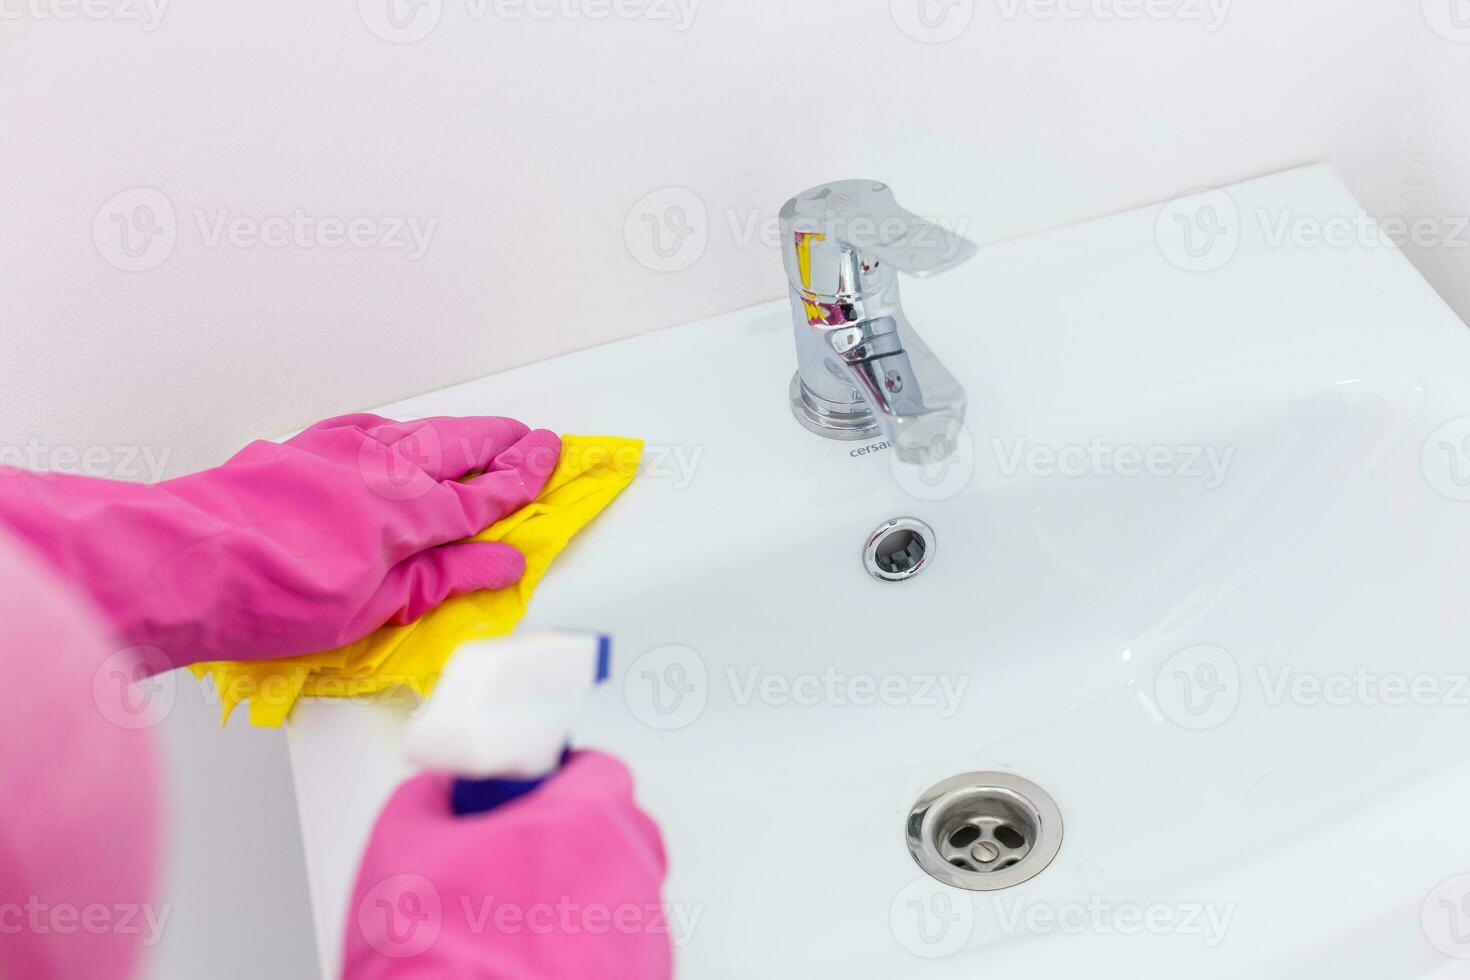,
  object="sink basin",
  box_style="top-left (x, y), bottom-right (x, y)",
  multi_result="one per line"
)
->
top-left (285, 164), bottom-right (1470, 978)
